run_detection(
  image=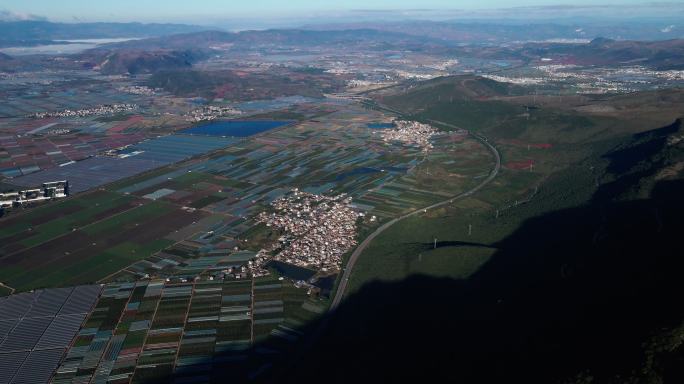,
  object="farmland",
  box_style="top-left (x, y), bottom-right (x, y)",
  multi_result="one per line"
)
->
top-left (40, 274), bottom-right (322, 384)
top-left (0, 191), bottom-right (202, 291)
top-left (0, 101), bottom-right (492, 296)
